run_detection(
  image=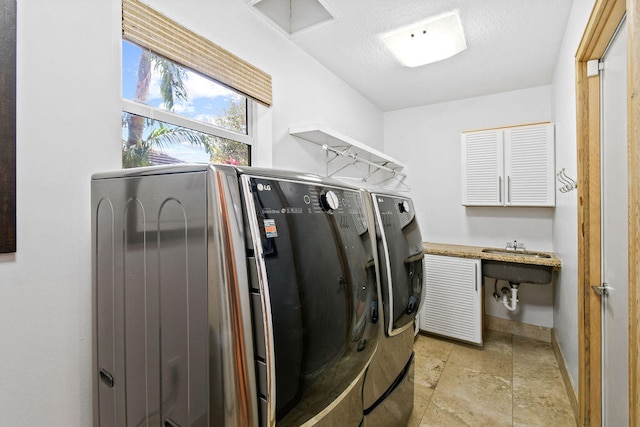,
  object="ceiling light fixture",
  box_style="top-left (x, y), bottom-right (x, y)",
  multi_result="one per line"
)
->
top-left (380, 10), bottom-right (467, 67)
